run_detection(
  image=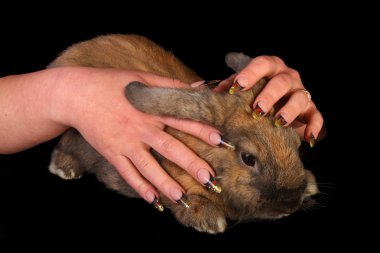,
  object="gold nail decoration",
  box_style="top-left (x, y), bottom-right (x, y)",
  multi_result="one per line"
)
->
top-left (151, 197), bottom-right (164, 212)
top-left (309, 134), bottom-right (316, 148)
top-left (205, 176), bottom-right (222, 194)
top-left (220, 138), bottom-right (235, 151)
top-left (252, 104), bottom-right (265, 120)
top-left (229, 82), bottom-right (243, 95)
top-left (274, 115), bottom-right (287, 128)
top-left (176, 195), bottom-right (191, 208)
